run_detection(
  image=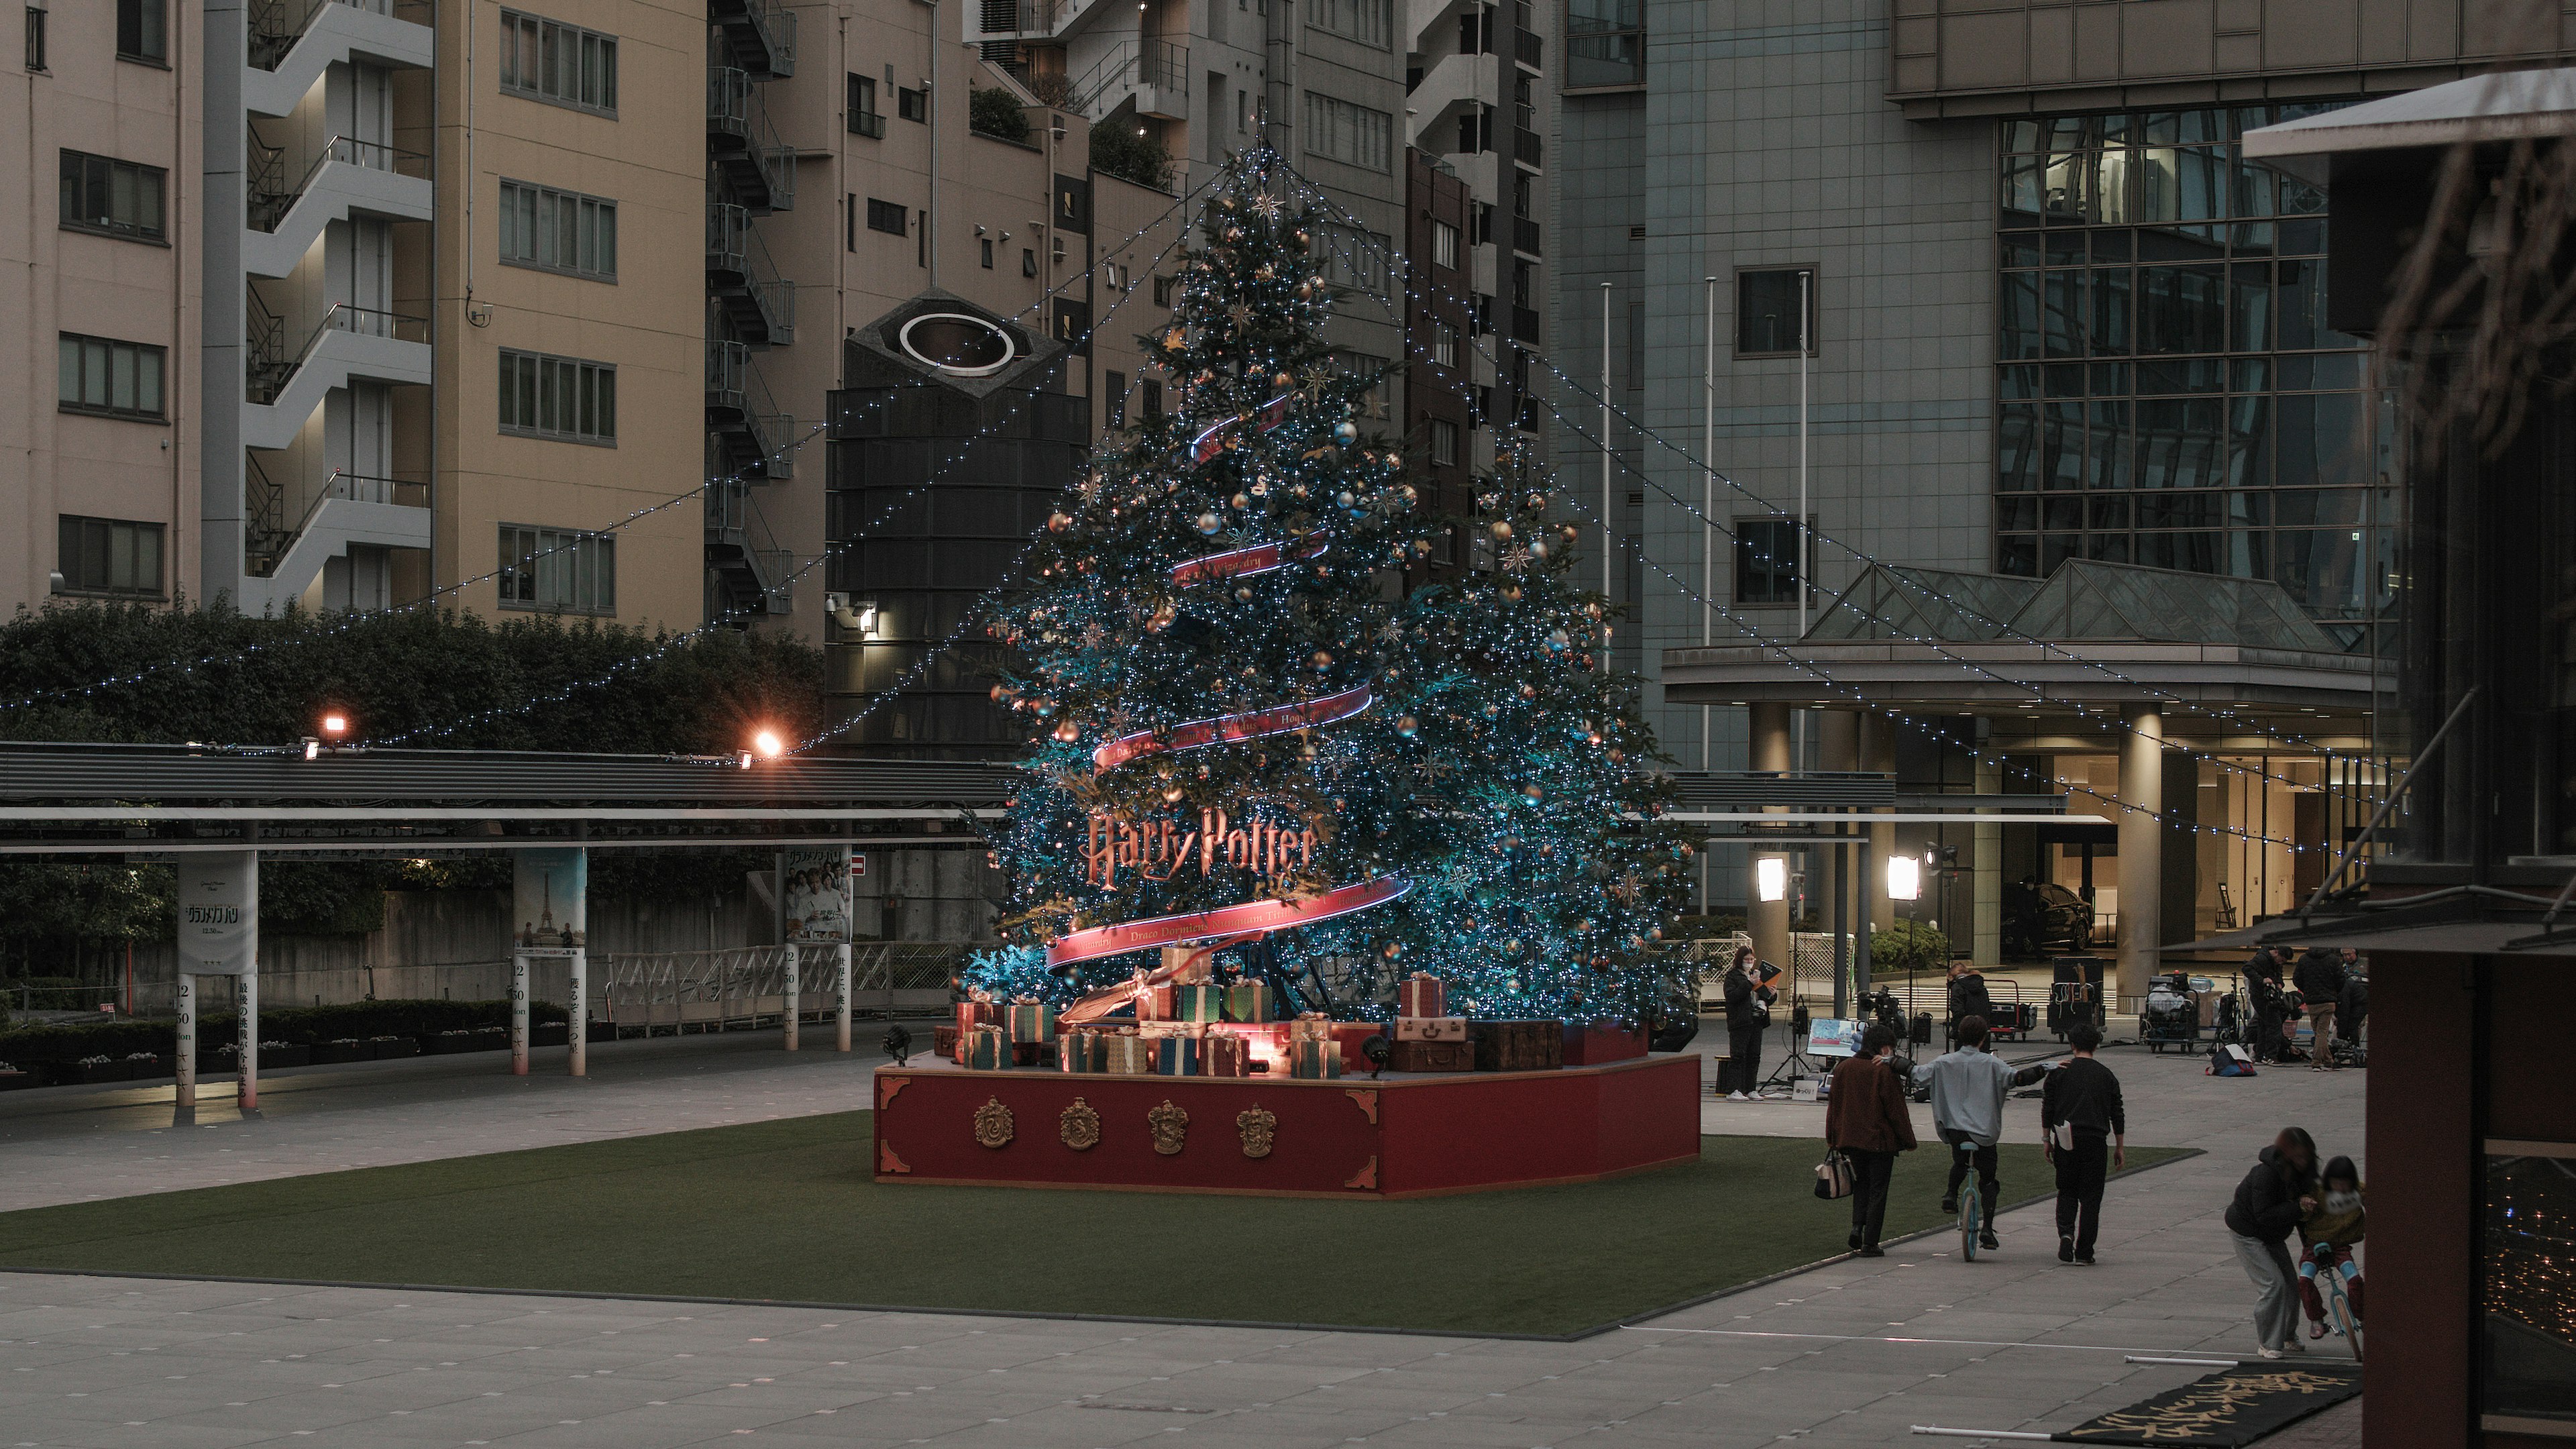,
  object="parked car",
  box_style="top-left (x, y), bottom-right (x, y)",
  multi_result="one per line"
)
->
top-left (2004, 880), bottom-right (2095, 955)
